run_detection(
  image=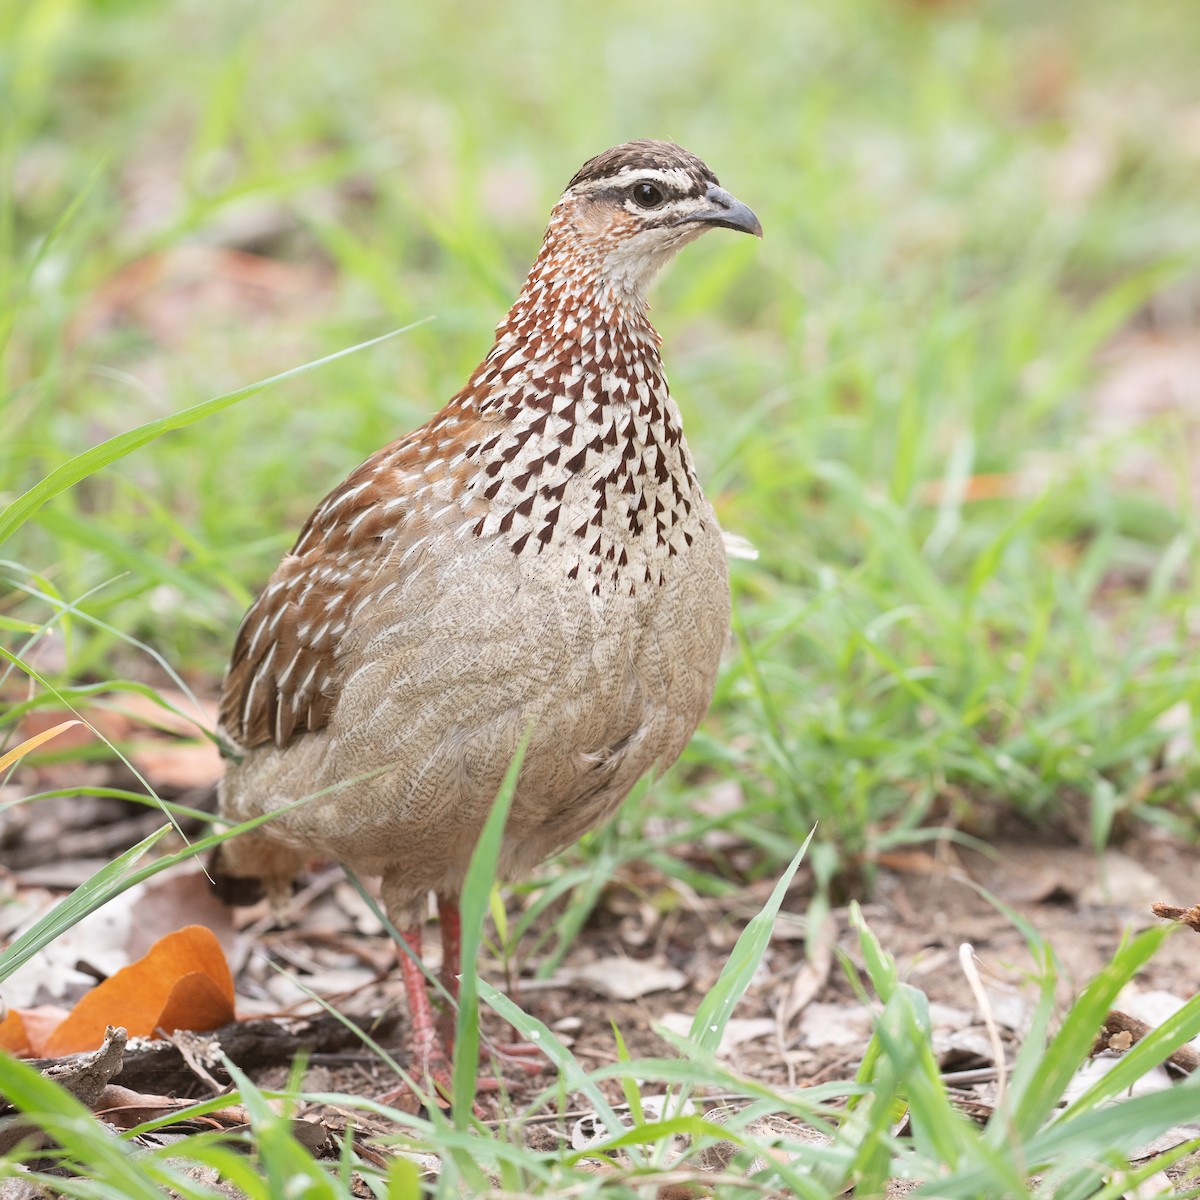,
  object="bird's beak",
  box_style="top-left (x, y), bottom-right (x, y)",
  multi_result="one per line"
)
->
top-left (676, 185), bottom-right (763, 238)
